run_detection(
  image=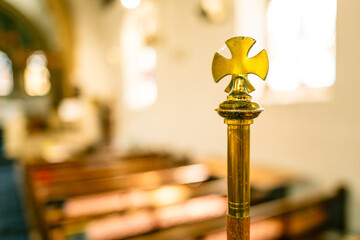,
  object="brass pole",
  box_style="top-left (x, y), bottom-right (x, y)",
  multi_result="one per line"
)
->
top-left (227, 123), bottom-right (250, 219)
top-left (224, 116), bottom-right (258, 239)
top-left (219, 93), bottom-right (262, 240)
top-left (211, 37), bottom-right (269, 240)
